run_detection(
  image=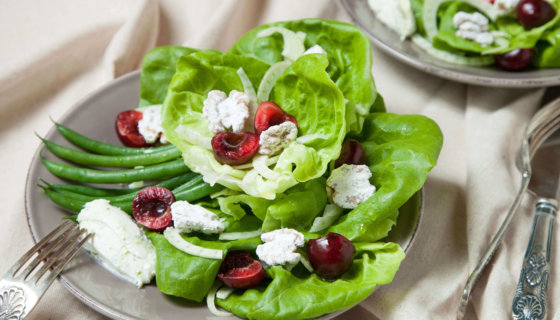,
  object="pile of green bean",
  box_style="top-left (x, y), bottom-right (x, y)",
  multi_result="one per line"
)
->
top-left (39, 122), bottom-right (222, 214)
